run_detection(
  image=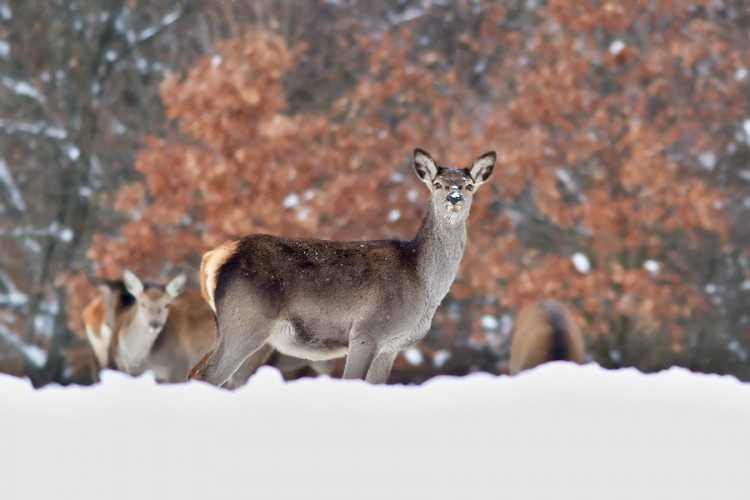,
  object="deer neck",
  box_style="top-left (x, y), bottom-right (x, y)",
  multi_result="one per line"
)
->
top-left (413, 202), bottom-right (467, 304)
top-left (117, 309), bottom-right (160, 373)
